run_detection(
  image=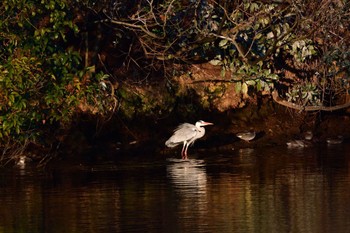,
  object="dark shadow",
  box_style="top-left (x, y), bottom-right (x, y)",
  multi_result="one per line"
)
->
top-left (196, 133), bottom-right (239, 149)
